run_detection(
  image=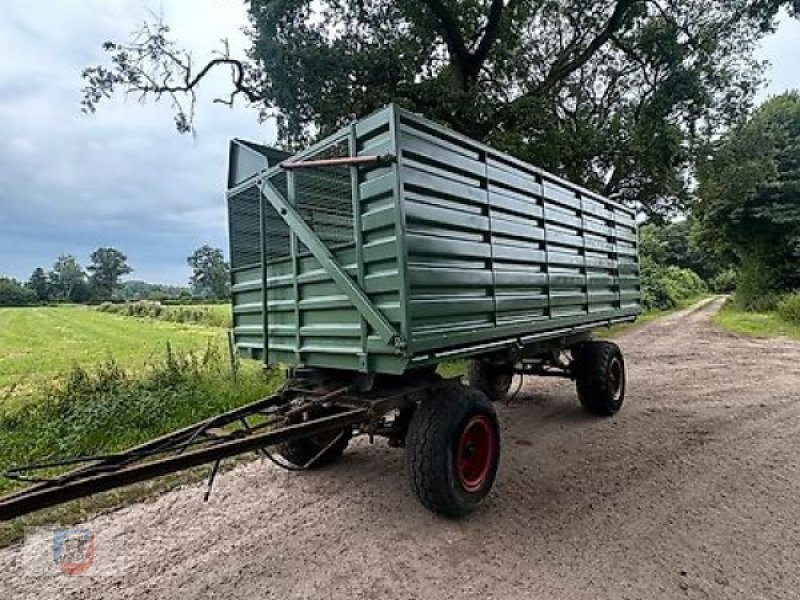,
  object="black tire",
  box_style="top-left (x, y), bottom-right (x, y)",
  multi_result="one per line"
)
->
top-left (276, 407), bottom-right (352, 468)
top-left (572, 341), bottom-right (626, 416)
top-left (406, 385), bottom-right (500, 517)
top-left (467, 359), bottom-right (514, 402)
